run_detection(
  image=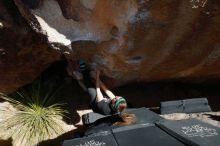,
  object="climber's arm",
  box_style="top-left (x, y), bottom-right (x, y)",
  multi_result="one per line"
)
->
top-left (67, 62), bottom-right (87, 92)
